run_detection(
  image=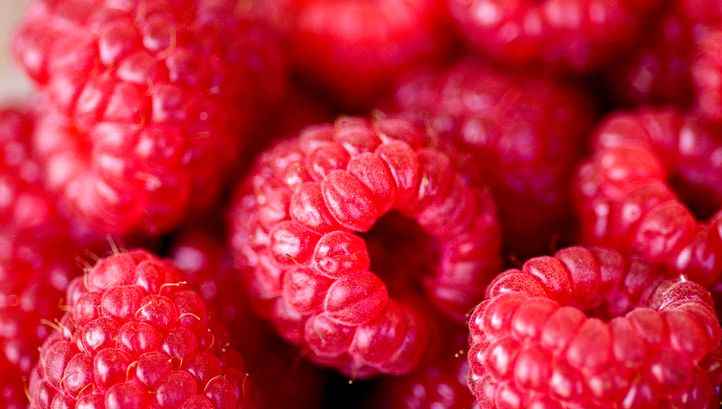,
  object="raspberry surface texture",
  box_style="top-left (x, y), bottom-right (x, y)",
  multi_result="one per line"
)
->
top-left (27, 250), bottom-right (255, 409)
top-left (574, 108), bottom-right (722, 286)
top-left (468, 246), bottom-right (722, 409)
top-left (372, 329), bottom-right (475, 409)
top-left (275, 0), bottom-right (450, 107)
top-left (170, 230), bottom-right (325, 409)
top-left (228, 116), bottom-right (501, 377)
top-left (0, 105), bottom-right (101, 409)
top-left (14, 0), bottom-right (286, 236)
top-left (387, 59), bottom-right (594, 256)
top-left (447, 0), bottom-right (661, 72)
top-left (694, 30), bottom-right (722, 123)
